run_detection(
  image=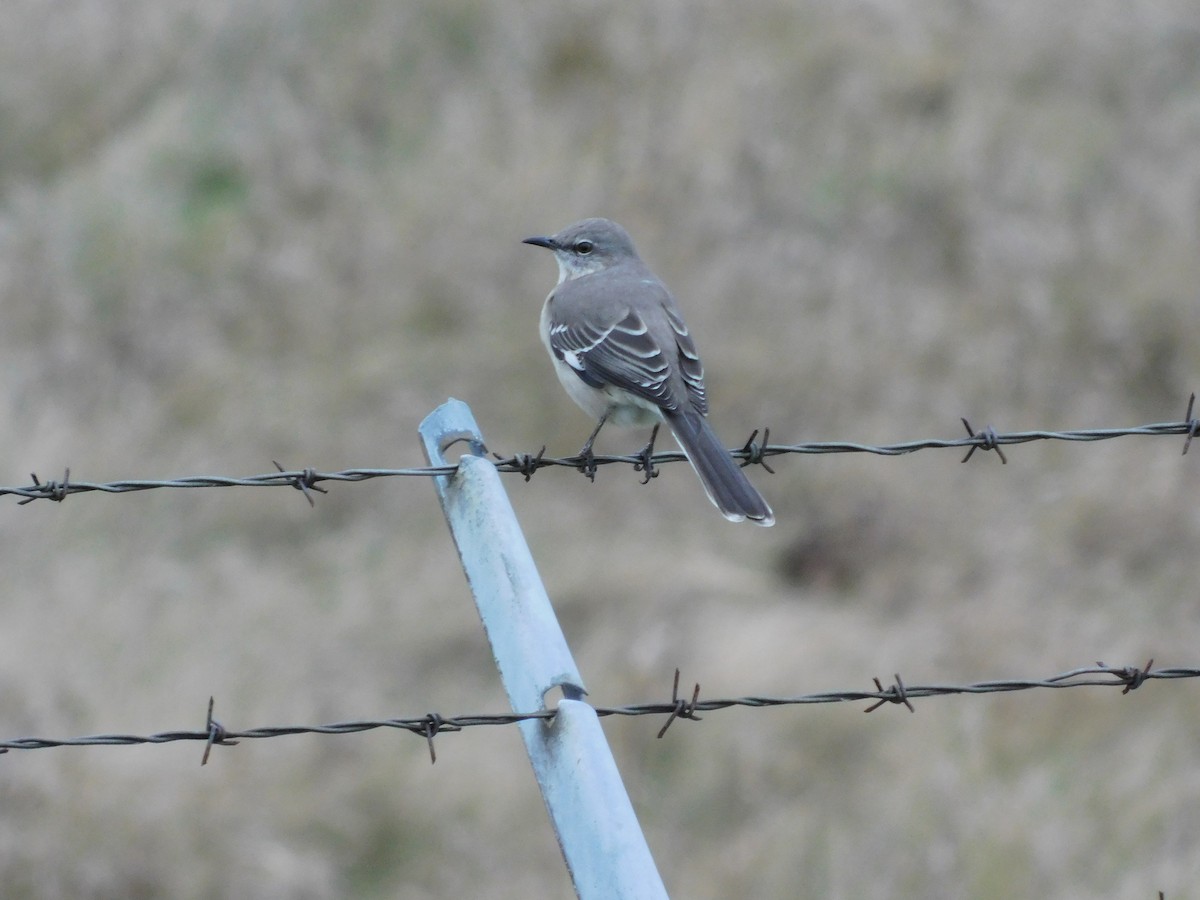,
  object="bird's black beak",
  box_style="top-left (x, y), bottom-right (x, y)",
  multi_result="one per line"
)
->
top-left (522, 235), bottom-right (556, 250)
